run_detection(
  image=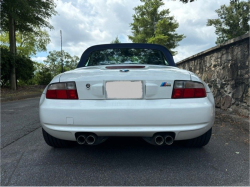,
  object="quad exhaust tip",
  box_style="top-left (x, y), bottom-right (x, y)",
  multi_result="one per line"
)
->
top-left (76, 134), bottom-right (97, 145)
top-left (86, 135), bottom-right (96, 145)
top-left (153, 134), bottom-right (174, 146)
top-left (165, 135), bottom-right (174, 145)
top-left (154, 135), bottom-right (164, 145)
top-left (76, 135), bottom-right (86, 145)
